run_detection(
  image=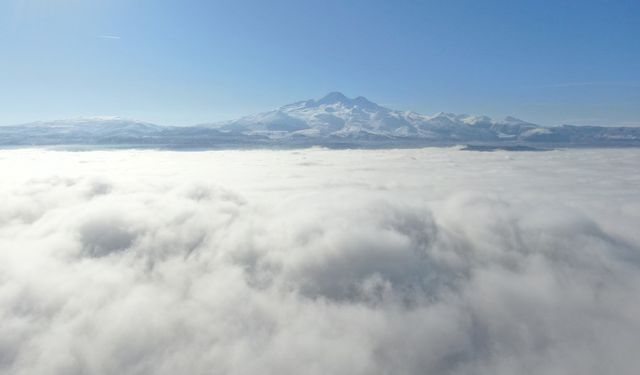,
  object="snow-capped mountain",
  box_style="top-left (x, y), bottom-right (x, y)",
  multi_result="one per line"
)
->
top-left (196, 92), bottom-right (640, 146)
top-left (1, 93), bottom-right (639, 148)
top-left (200, 92), bottom-right (551, 142)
